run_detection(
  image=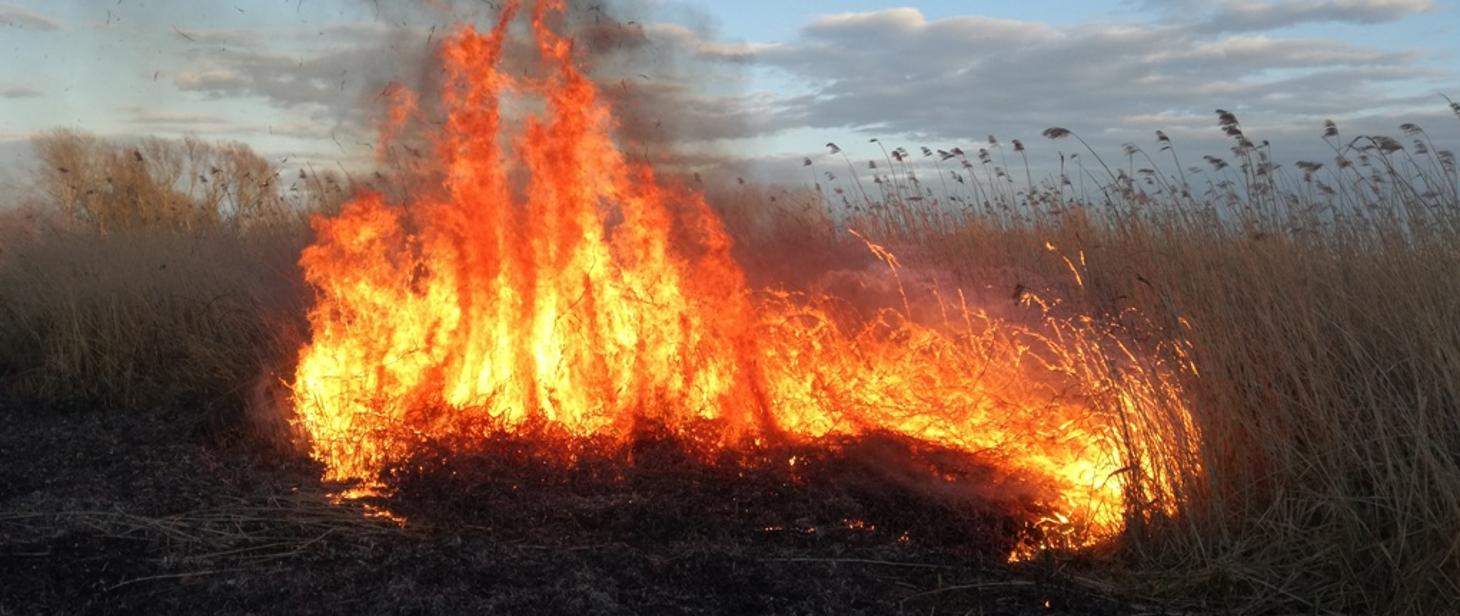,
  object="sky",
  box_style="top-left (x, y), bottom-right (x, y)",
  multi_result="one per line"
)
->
top-left (1, 0), bottom-right (1458, 184)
